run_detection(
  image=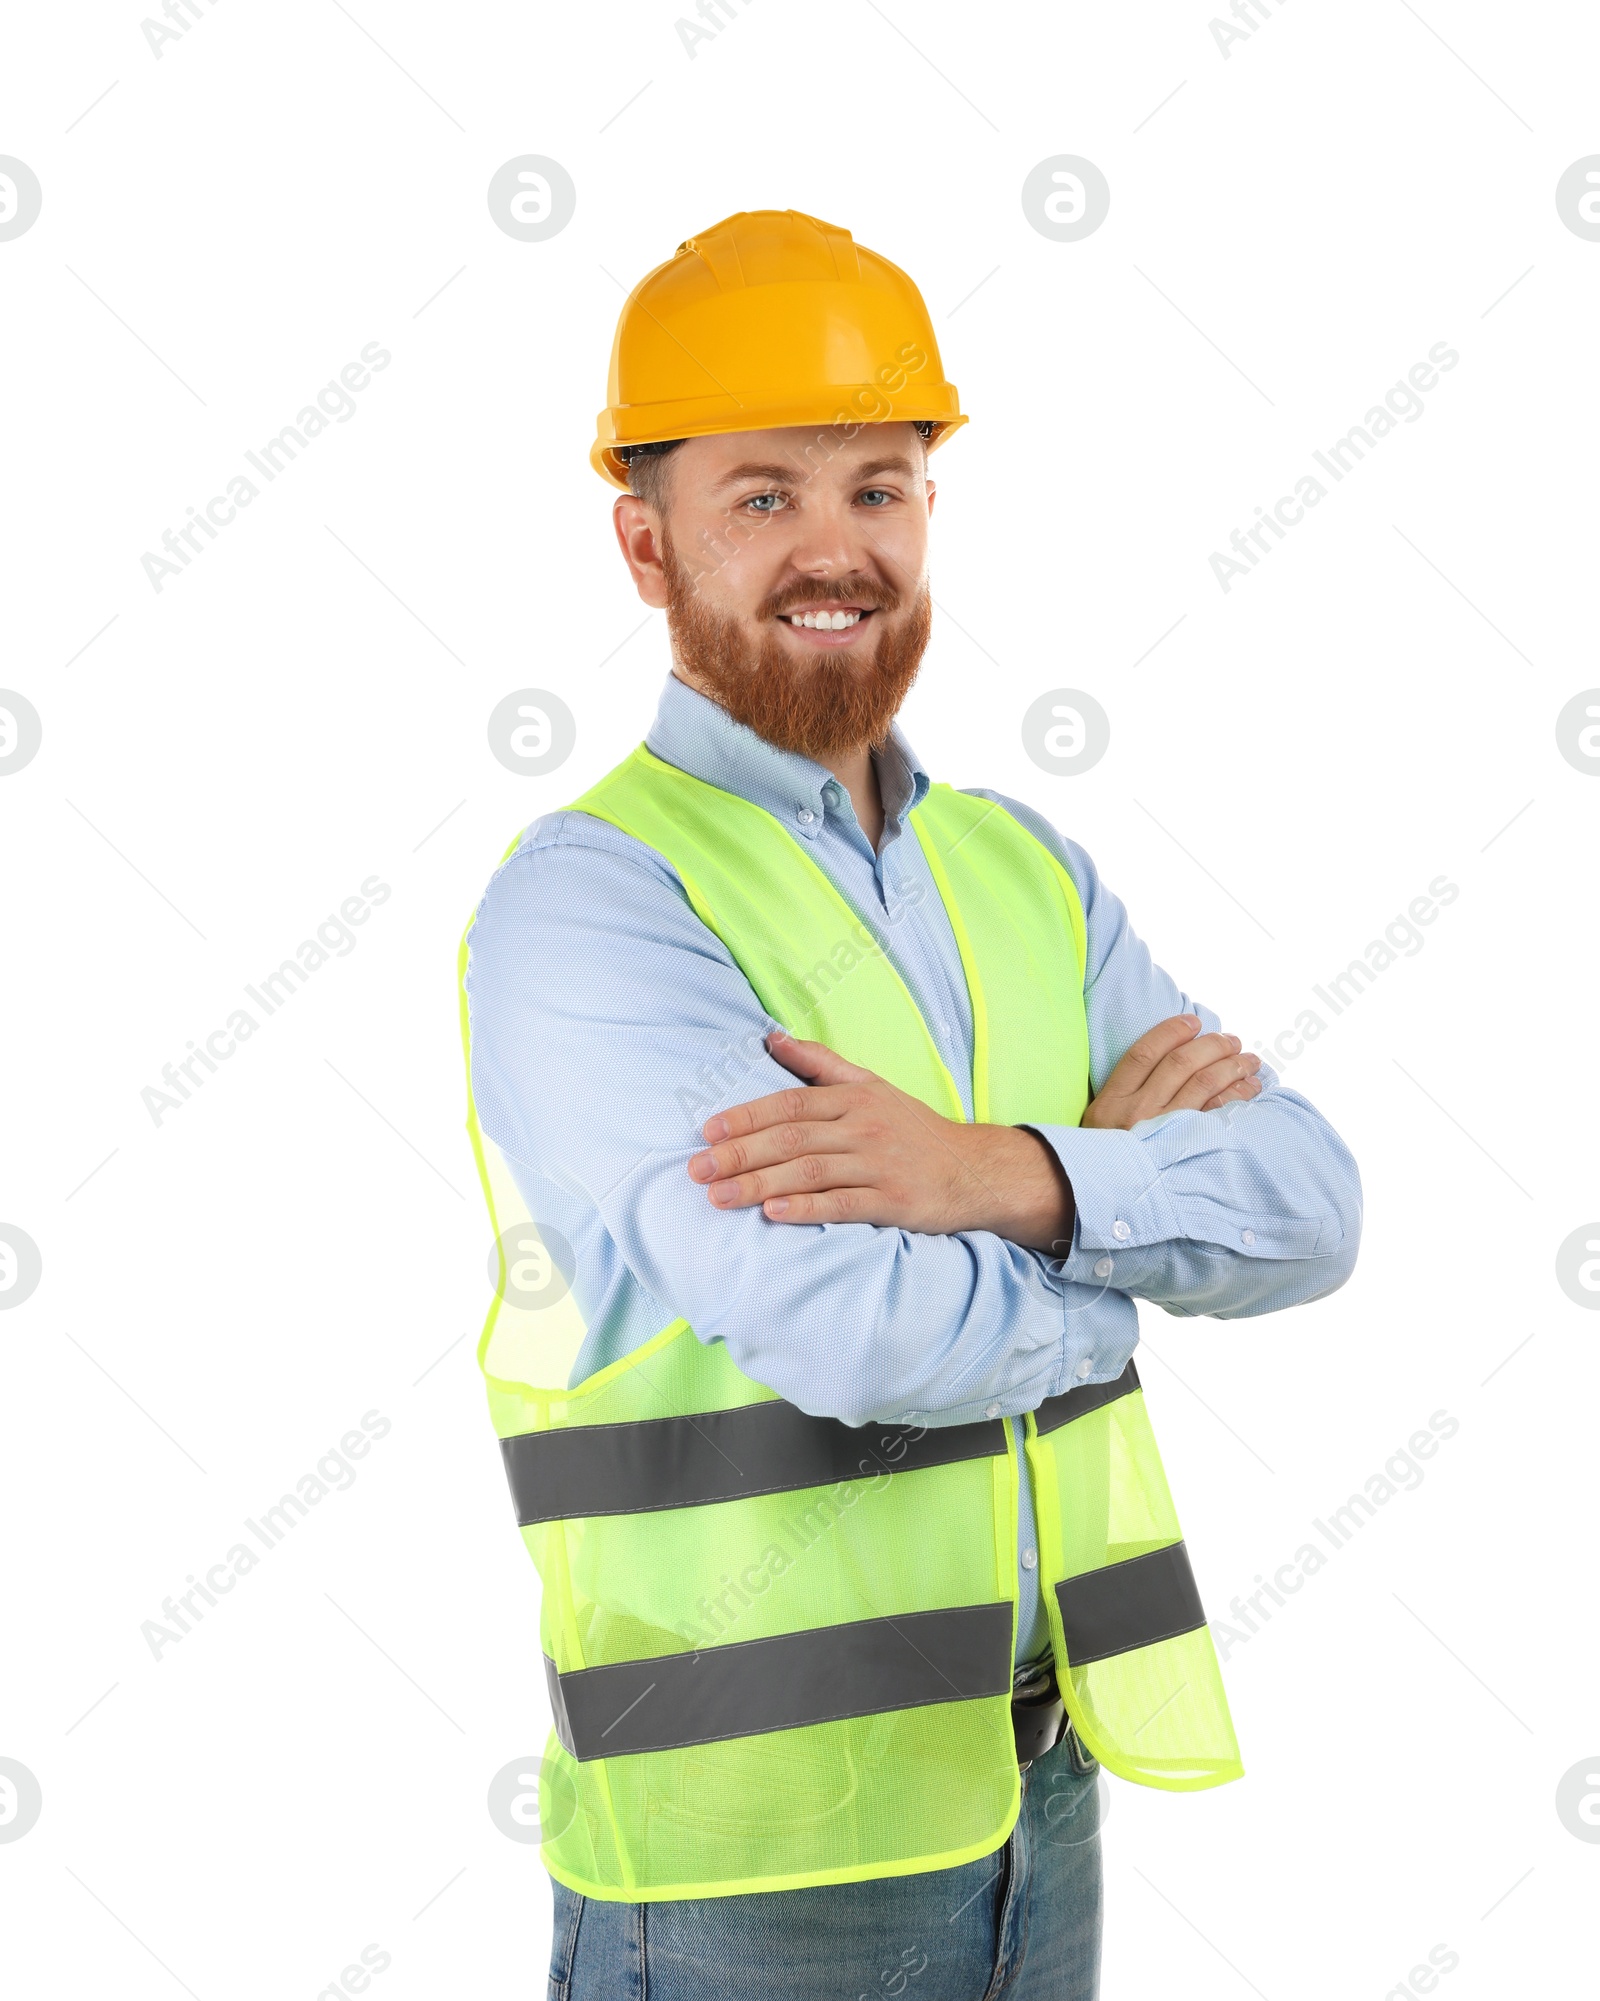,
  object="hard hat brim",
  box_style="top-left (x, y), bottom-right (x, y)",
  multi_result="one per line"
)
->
top-left (593, 407), bottom-right (967, 491)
